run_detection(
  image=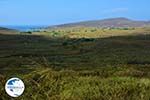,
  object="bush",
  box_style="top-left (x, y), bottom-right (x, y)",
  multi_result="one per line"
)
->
top-left (90, 29), bottom-right (97, 32)
top-left (20, 31), bottom-right (32, 35)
